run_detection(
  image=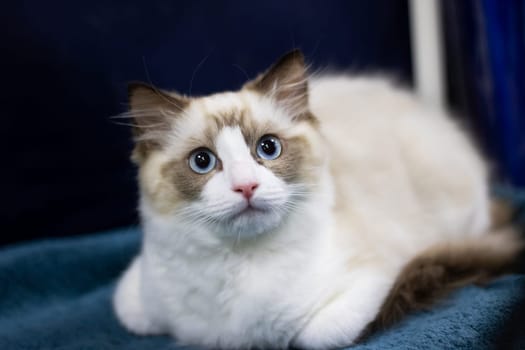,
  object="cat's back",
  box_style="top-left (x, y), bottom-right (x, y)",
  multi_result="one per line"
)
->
top-left (309, 75), bottom-right (490, 250)
top-left (309, 75), bottom-right (417, 125)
